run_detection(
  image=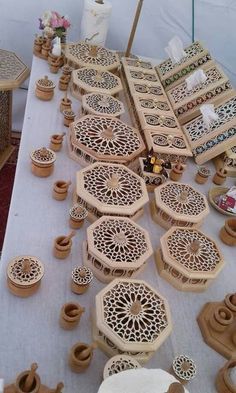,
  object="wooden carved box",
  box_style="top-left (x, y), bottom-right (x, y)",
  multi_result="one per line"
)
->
top-left (156, 226), bottom-right (225, 292)
top-left (83, 216), bottom-right (153, 283)
top-left (81, 93), bottom-right (125, 118)
top-left (155, 41), bottom-right (214, 90)
top-left (182, 96), bottom-right (236, 165)
top-left (93, 278), bottom-right (172, 364)
top-left (167, 65), bottom-right (234, 125)
top-left (74, 162), bottom-right (149, 222)
top-left (68, 115), bottom-right (145, 167)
